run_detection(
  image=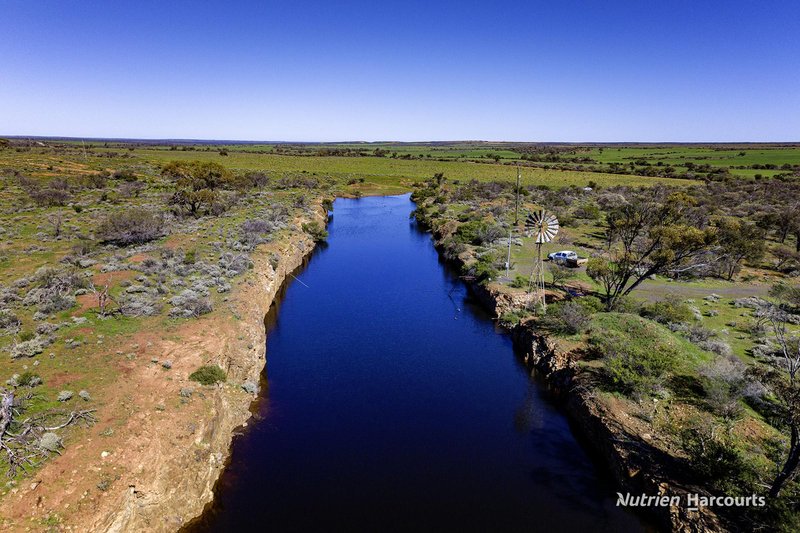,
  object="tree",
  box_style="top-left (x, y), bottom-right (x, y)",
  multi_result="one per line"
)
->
top-left (548, 262), bottom-right (575, 288)
top-left (170, 188), bottom-right (217, 217)
top-left (89, 282), bottom-right (114, 317)
top-left (587, 190), bottom-right (716, 310)
top-left (753, 290), bottom-right (800, 497)
top-left (773, 246), bottom-right (800, 273)
top-left (98, 208), bottom-right (165, 245)
top-left (712, 217), bottom-right (766, 280)
top-left (161, 160), bottom-right (233, 191)
top-left (163, 161), bottom-right (234, 217)
top-left (46, 212), bottom-right (64, 238)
